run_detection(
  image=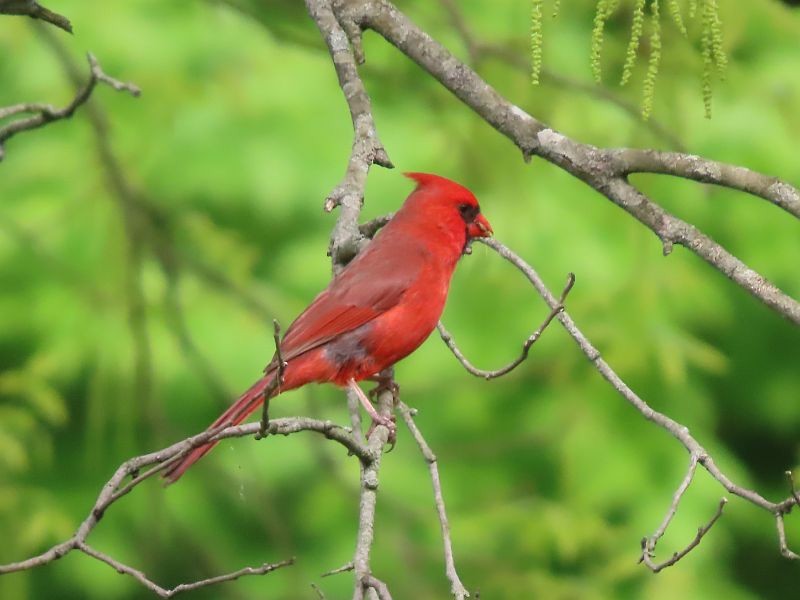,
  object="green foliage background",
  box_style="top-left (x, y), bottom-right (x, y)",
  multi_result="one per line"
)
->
top-left (1, 1), bottom-right (799, 598)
